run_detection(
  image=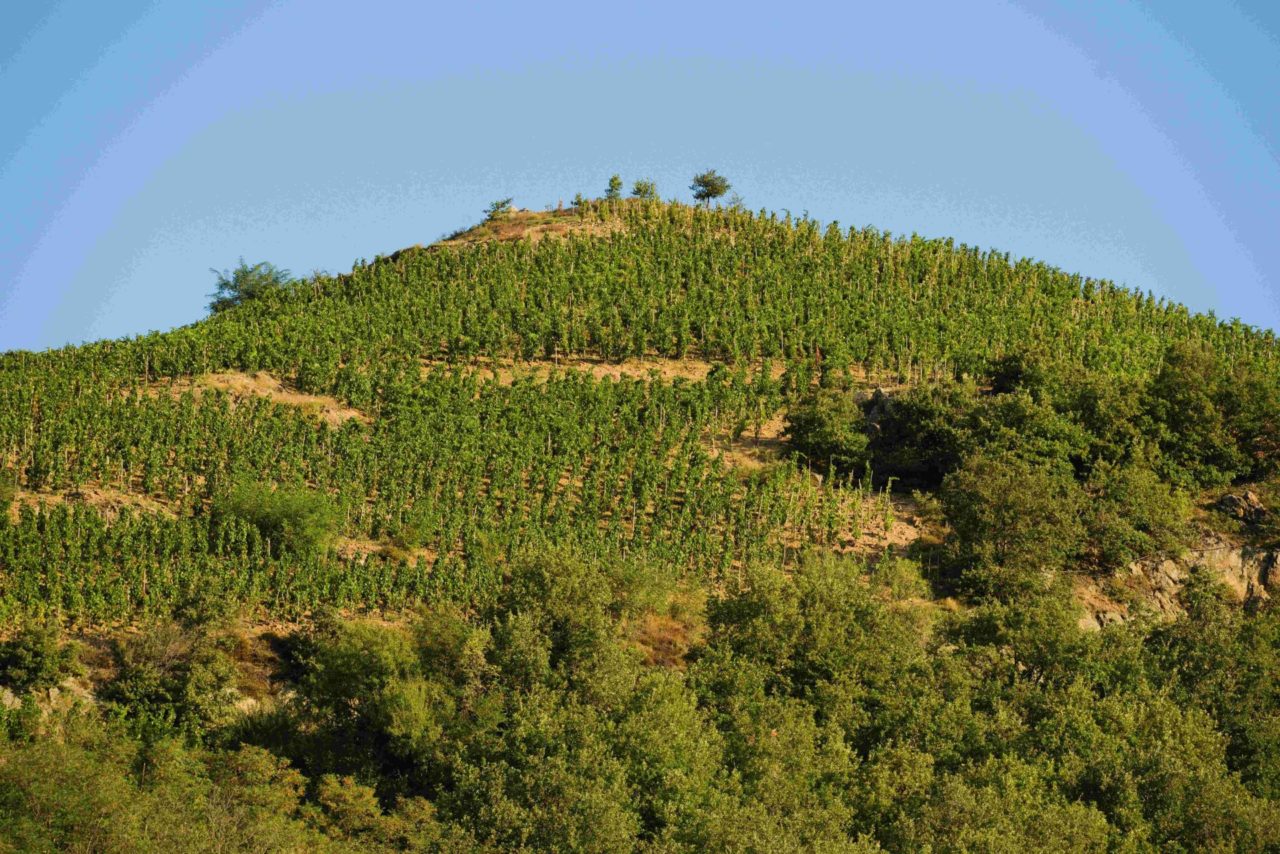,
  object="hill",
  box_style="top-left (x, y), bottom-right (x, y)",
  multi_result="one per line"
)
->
top-left (1, 197), bottom-right (1279, 851)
